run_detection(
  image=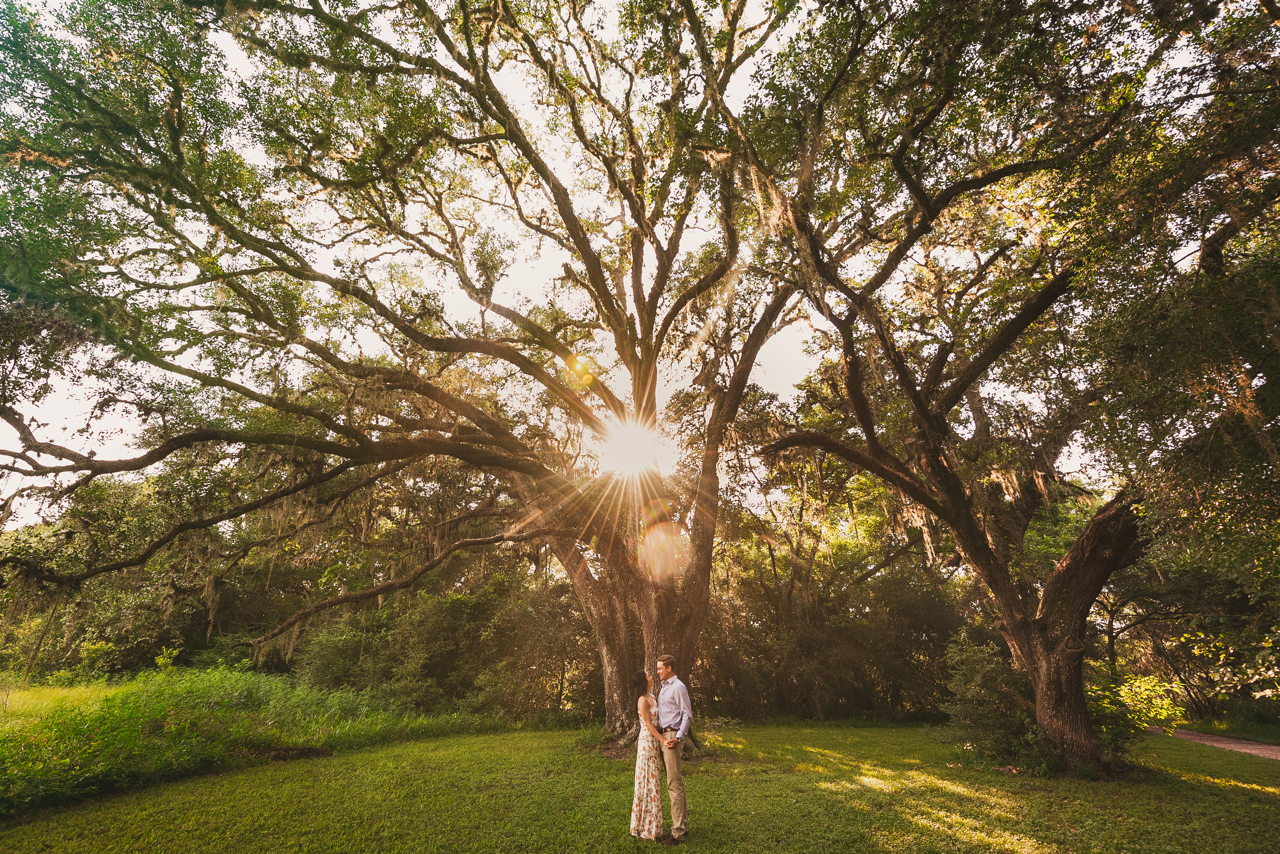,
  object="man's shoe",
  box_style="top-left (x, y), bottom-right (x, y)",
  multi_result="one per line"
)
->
top-left (658, 836), bottom-right (684, 846)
